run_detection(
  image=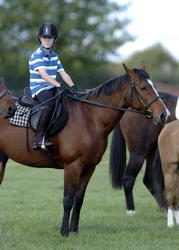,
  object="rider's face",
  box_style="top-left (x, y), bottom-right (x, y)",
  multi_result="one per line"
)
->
top-left (40, 37), bottom-right (54, 49)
